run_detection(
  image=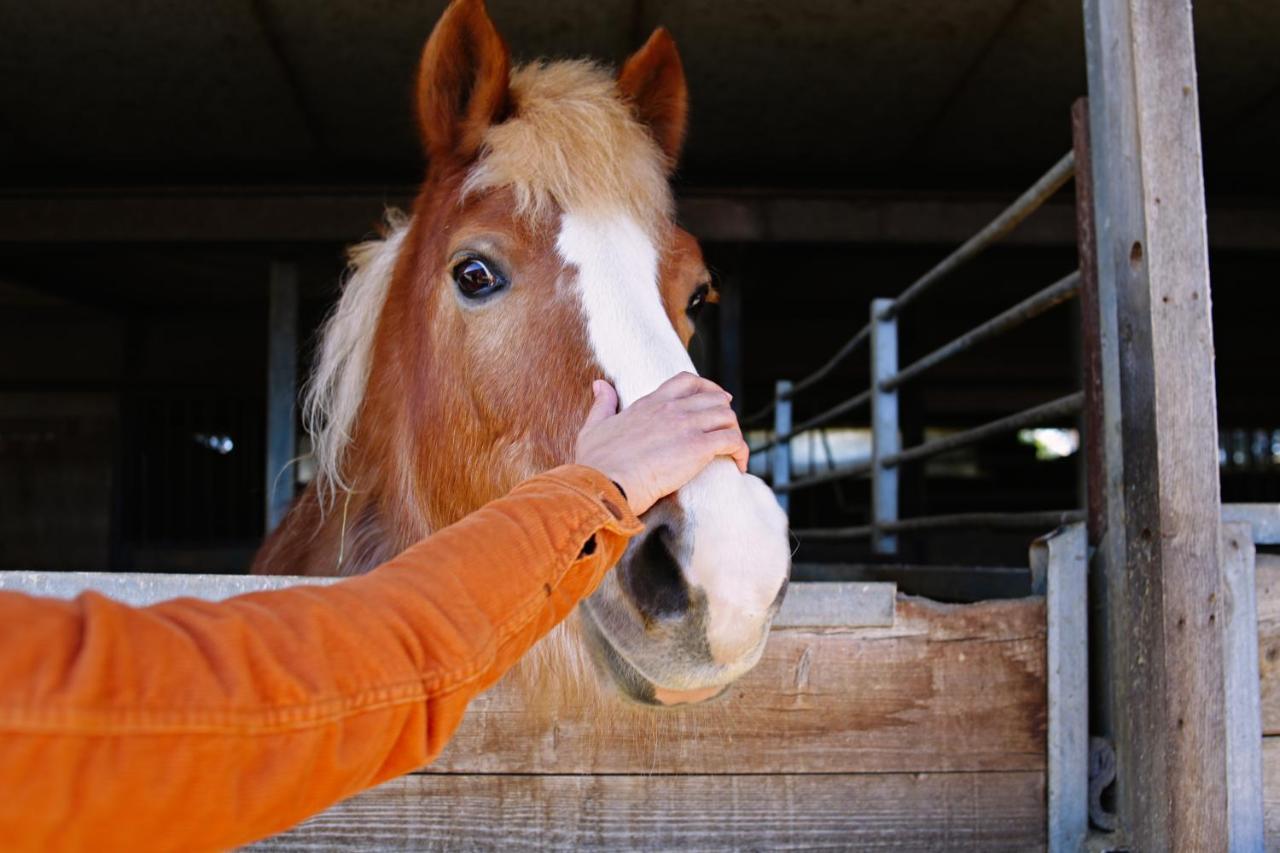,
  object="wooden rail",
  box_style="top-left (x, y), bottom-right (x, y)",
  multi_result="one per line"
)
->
top-left (1252, 554), bottom-right (1280, 848)
top-left (256, 589), bottom-right (1049, 850)
top-left (0, 570), bottom-right (1050, 850)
